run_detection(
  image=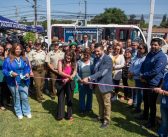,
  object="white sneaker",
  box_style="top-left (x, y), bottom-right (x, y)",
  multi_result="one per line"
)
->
top-left (18, 115), bottom-right (23, 120)
top-left (26, 114), bottom-right (32, 119)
